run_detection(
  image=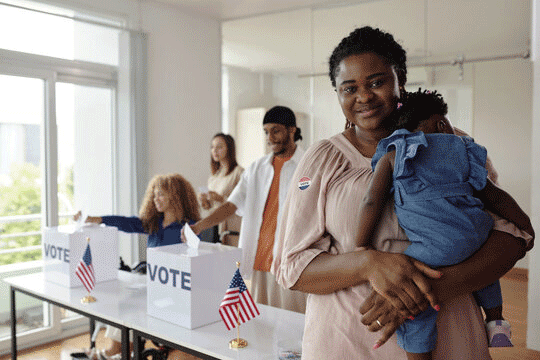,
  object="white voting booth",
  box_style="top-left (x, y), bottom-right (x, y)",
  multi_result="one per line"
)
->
top-left (147, 242), bottom-right (242, 329)
top-left (42, 224), bottom-right (118, 288)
